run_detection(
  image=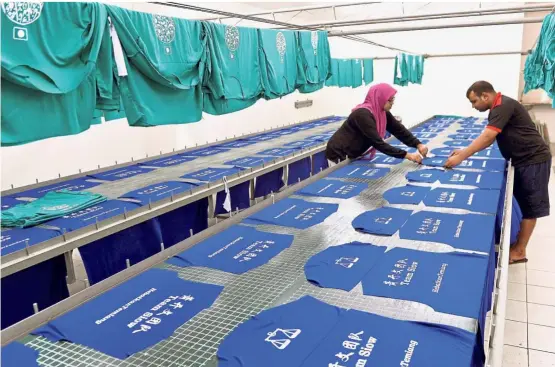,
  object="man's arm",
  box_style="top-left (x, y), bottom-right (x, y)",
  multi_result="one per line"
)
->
top-left (444, 129), bottom-right (499, 167)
